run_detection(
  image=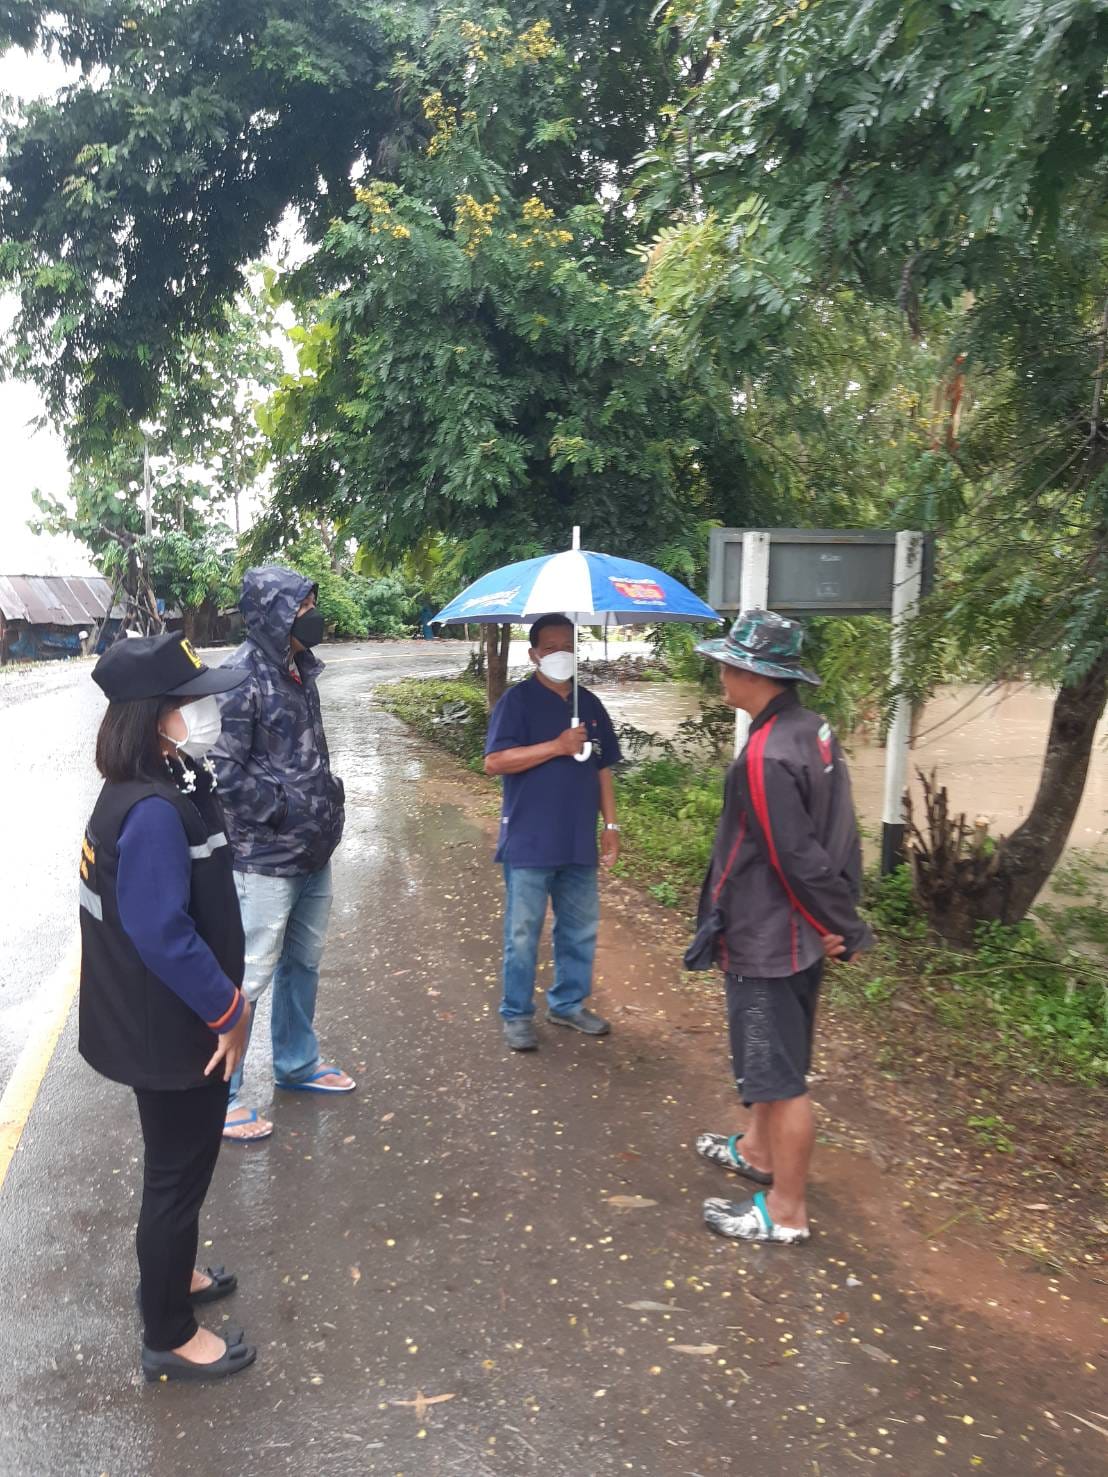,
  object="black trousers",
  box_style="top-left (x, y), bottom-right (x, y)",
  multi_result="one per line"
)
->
top-left (133, 1078), bottom-right (229, 1351)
